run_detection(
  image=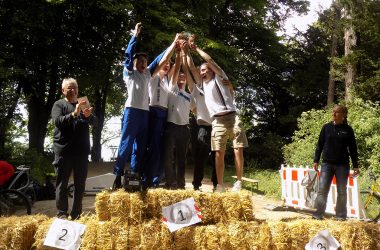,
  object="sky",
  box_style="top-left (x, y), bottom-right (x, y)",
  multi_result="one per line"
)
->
top-left (284, 0), bottom-right (333, 35)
